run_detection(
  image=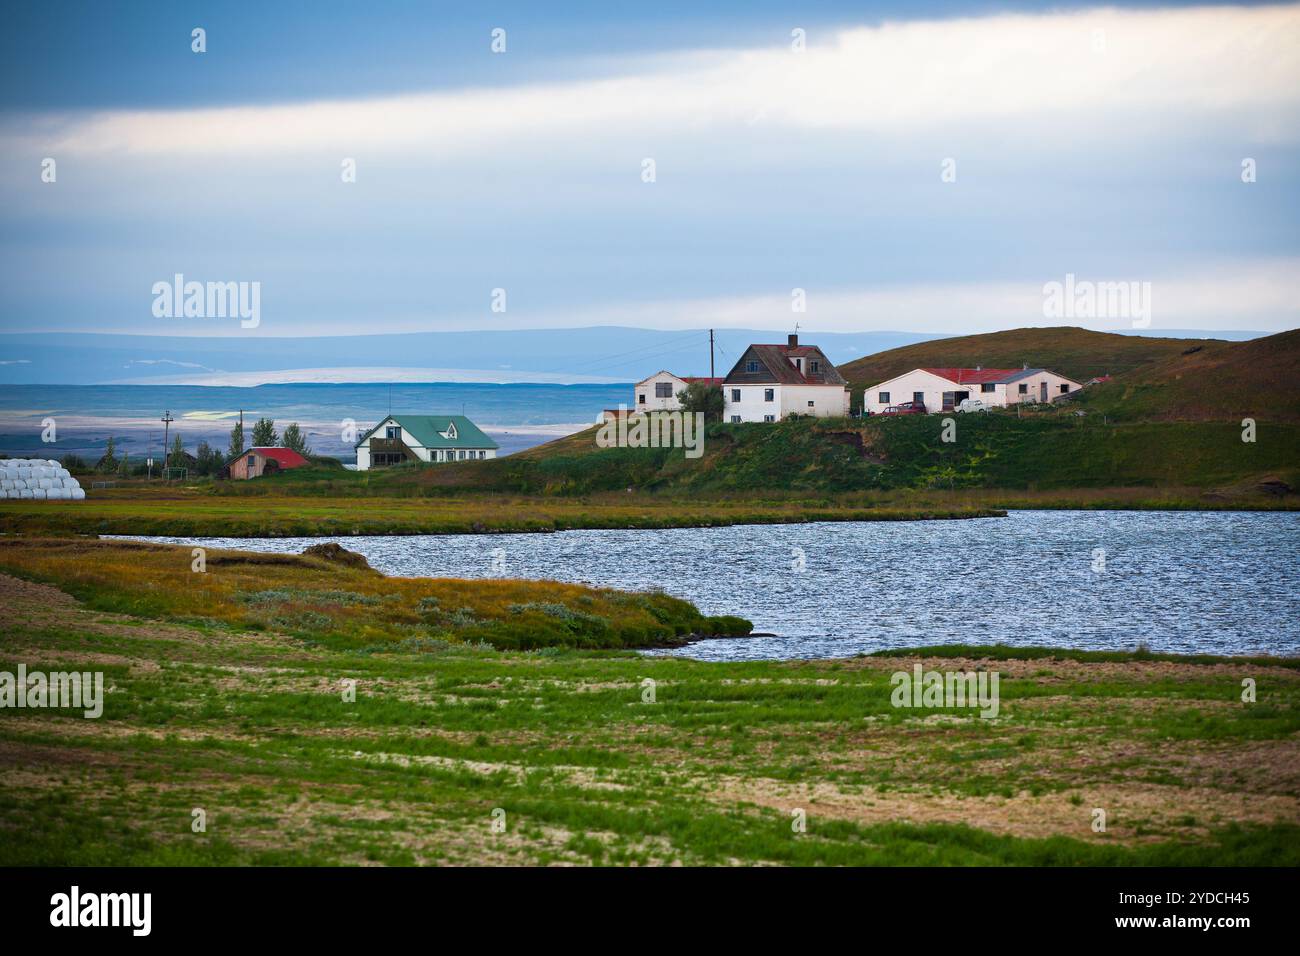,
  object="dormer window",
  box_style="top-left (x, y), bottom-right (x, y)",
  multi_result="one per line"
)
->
top-left (810, 360), bottom-right (820, 373)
